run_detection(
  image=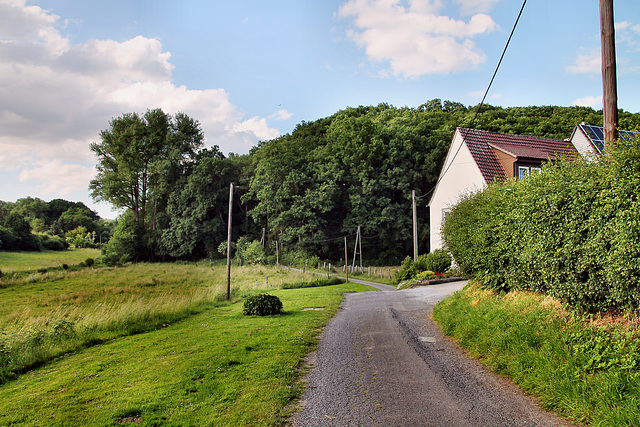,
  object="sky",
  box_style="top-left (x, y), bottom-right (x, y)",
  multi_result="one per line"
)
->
top-left (1, 0), bottom-right (640, 219)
